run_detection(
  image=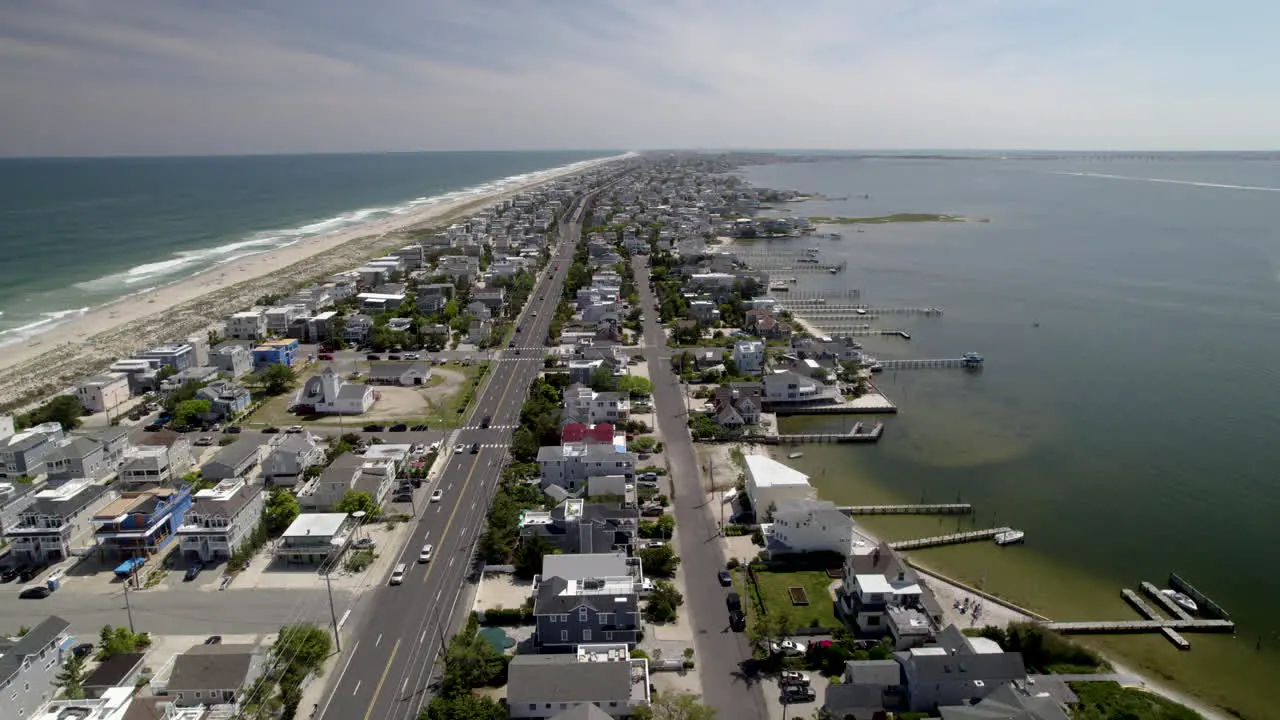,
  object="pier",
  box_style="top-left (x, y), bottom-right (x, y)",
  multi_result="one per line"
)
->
top-left (1043, 619), bottom-right (1233, 636)
top-left (1170, 572), bottom-right (1230, 620)
top-left (802, 328), bottom-right (912, 340)
top-left (747, 421), bottom-right (885, 444)
top-left (890, 526), bottom-right (1014, 551)
top-left (874, 356), bottom-right (983, 371)
top-left (842, 503), bottom-right (972, 516)
top-left (773, 289), bottom-right (862, 301)
top-left (1036, 581), bottom-right (1236, 650)
top-left (1141, 581), bottom-right (1192, 621)
top-left (770, 396), bottom-right (898, 415)
top-left (784, 304), bottom-right (944, 316)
